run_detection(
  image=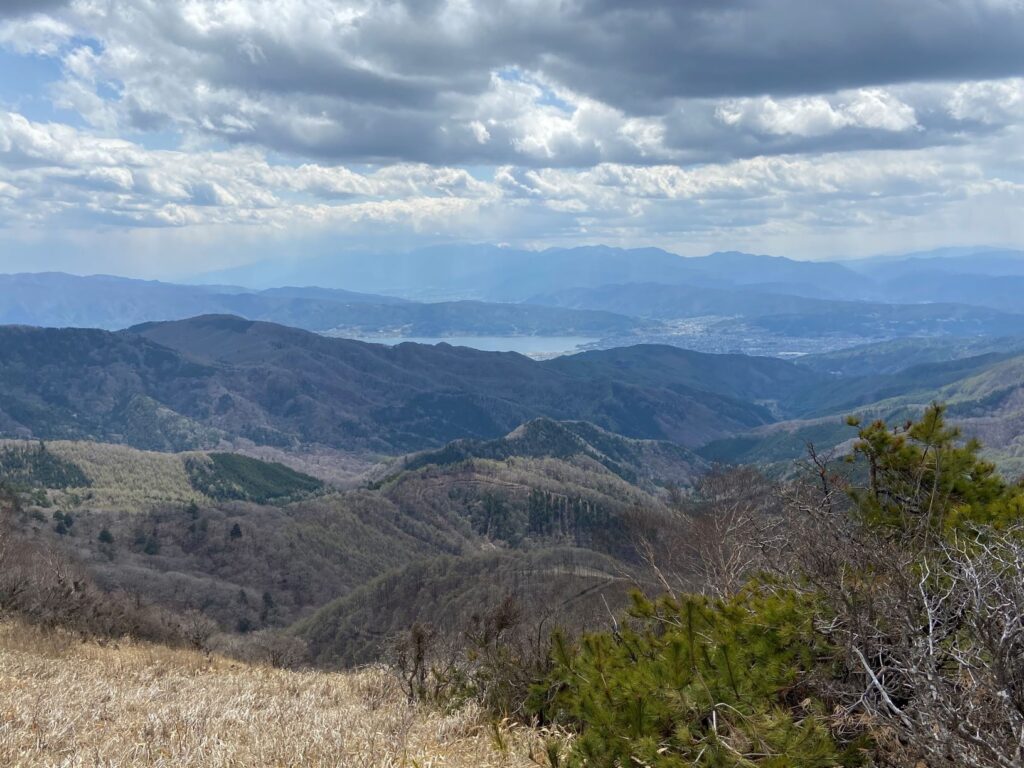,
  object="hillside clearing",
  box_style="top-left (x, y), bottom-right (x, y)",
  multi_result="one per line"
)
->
top-left (0, 621), bottom-right (543, 767)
